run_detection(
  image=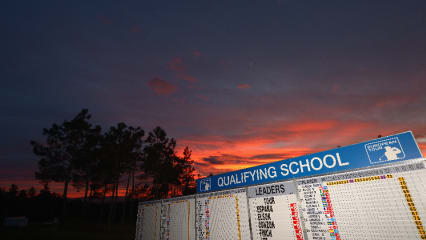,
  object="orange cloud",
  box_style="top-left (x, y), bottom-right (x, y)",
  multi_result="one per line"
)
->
top-left (177, 119), bottom-right (378, 177)
top-left (286, 120), bottom-right (337, 132)
top-left (147, 77), bottom-right (177, 95)
top-left (237, 84), bottom-right (250, 89)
